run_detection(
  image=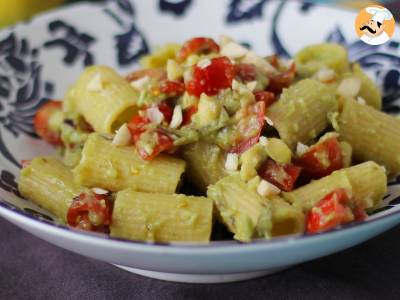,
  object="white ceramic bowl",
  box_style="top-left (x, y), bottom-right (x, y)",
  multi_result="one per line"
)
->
top-left (1, 0), bottom-right (400, 283)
